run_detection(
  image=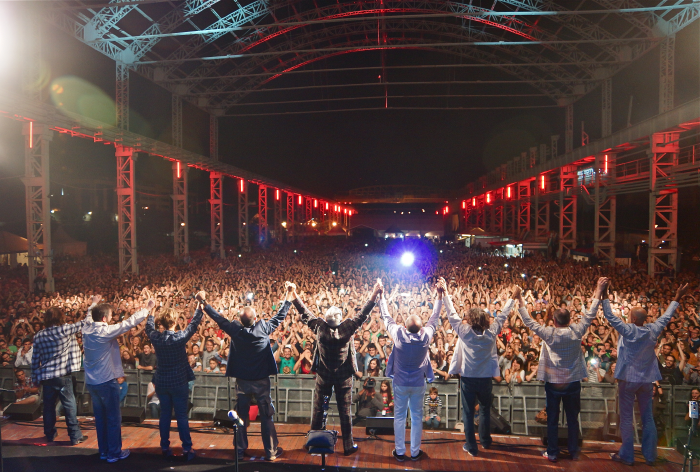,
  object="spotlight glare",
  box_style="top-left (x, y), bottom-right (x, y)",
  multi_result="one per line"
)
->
top-left (247, 292), bottom-right (254, 300)
top-left (400, 252), bottom-right (415, 267)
